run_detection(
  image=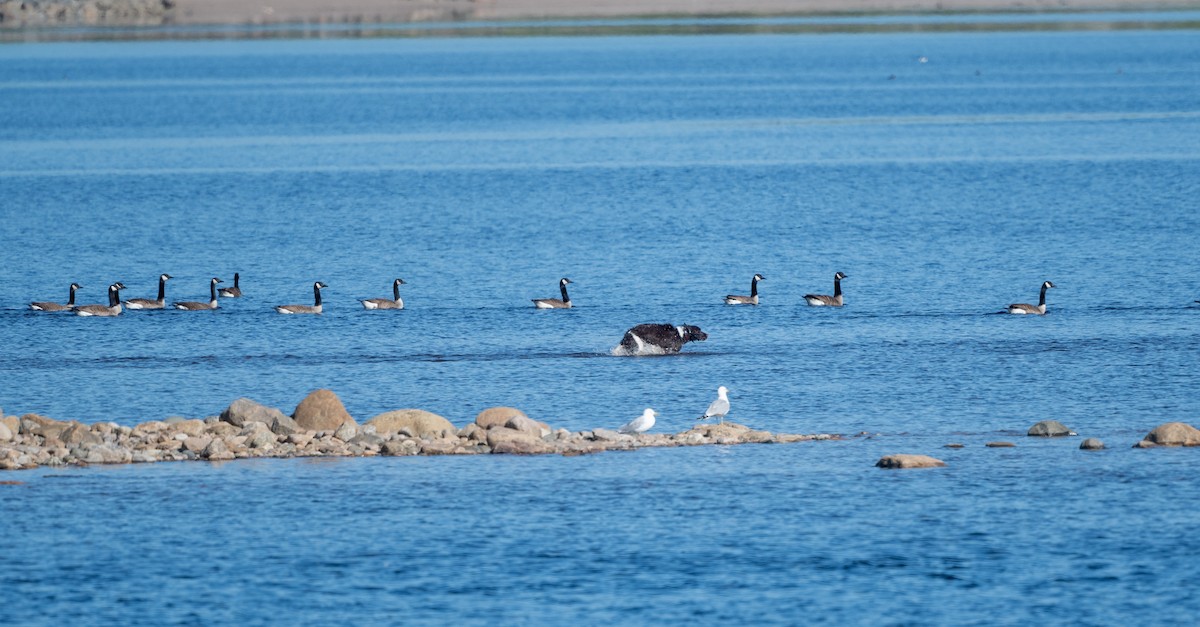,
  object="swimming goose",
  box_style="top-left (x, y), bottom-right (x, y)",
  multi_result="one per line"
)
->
top-left (276, 282), bottom-right (327, 314)
top-left (618, 408), bottom-right (657, 435)
top-left (698, 386), bottom-right (730, 423)
top-left (360, 278), bottom-right (406, 310)
top-left (1006, 281), bottom-right (1055, 315)
top-left (725, 274), bottom-right (764, 305)
top-left (173, 277), bottom-right (222, 311)
top-left (805, 272), bottom-right (848, 307)
top-left (30, 282), bottom-right (82, 311)
top-left (533, 278), bottom-right (573, 309)
top-left (218, 273), bottom-right (242, 298)
top-left (75, 283), bottom-right (125, 317)
top-left (125, 274), bottom-right (172, 310)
